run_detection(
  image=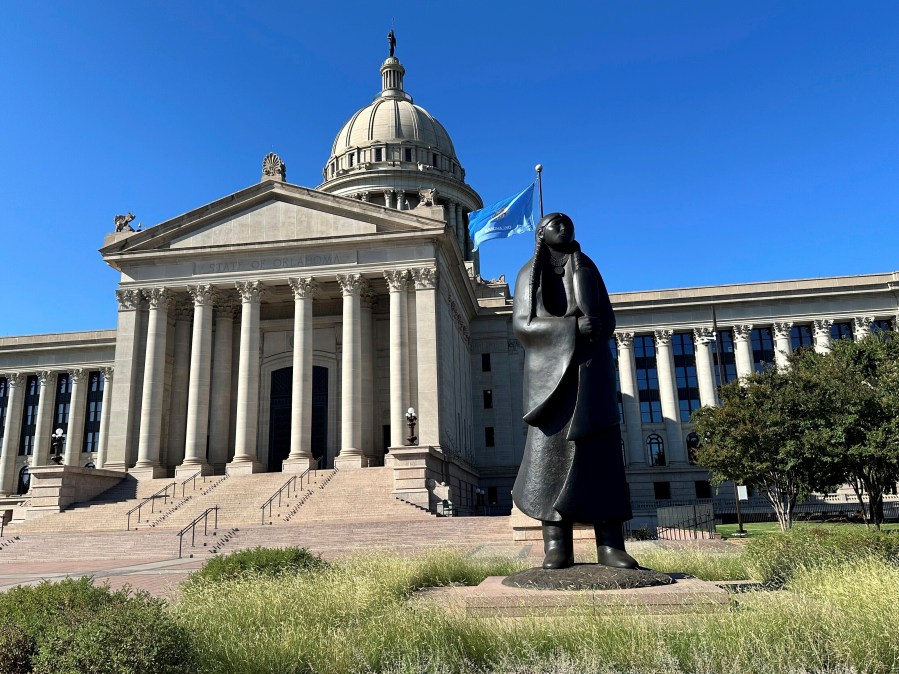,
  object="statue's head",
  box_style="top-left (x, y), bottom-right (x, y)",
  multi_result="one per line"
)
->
top-left (536, 212), bottom-right (575, 248)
